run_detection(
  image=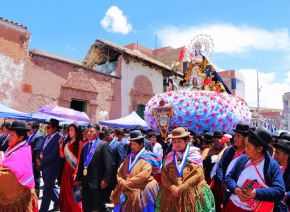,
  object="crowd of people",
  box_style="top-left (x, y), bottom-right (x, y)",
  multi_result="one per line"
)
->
top-left (0, 118), bottom-right (289, 212)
